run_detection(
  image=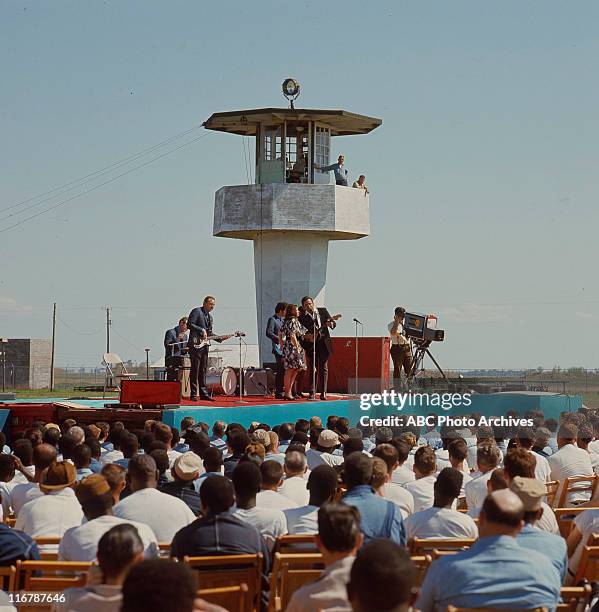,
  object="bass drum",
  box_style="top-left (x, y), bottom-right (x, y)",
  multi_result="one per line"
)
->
top-left (206, 366), bottom-right (238, 396)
